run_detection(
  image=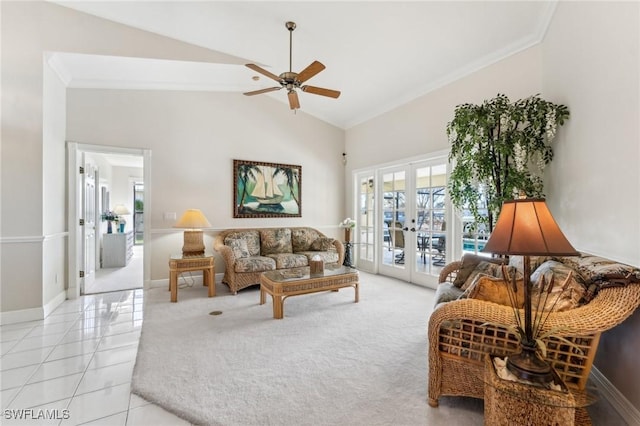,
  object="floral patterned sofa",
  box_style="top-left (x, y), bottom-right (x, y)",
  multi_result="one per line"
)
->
top-left (213, 227), bottom-right (344, 294)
